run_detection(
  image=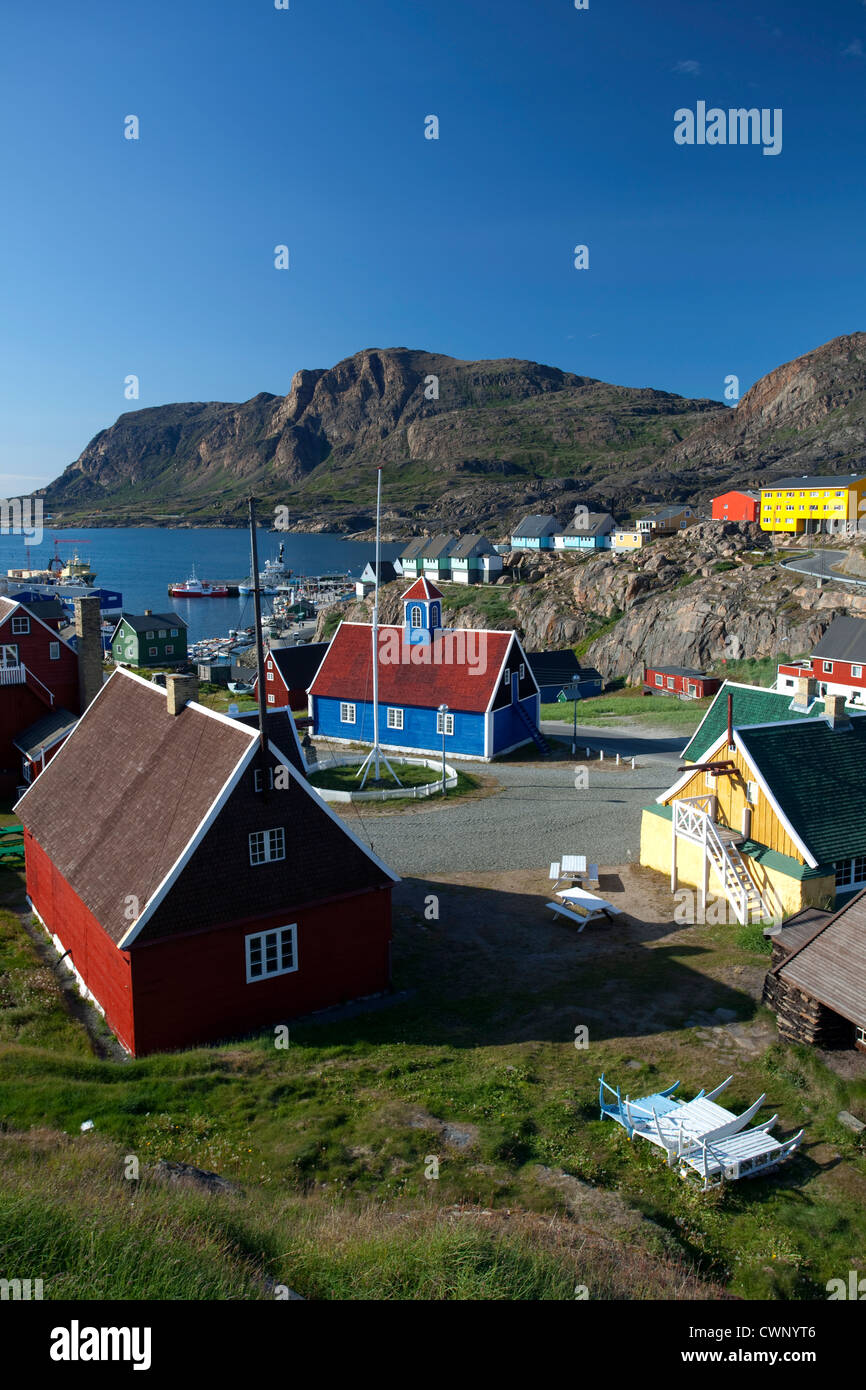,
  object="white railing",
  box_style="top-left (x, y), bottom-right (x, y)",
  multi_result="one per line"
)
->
top-left (0, 666), bottom-right (25, 685)
top-left (309, 752), bottom-right (458, 803)
top-left (673, 797), bottom-right (773, 925)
